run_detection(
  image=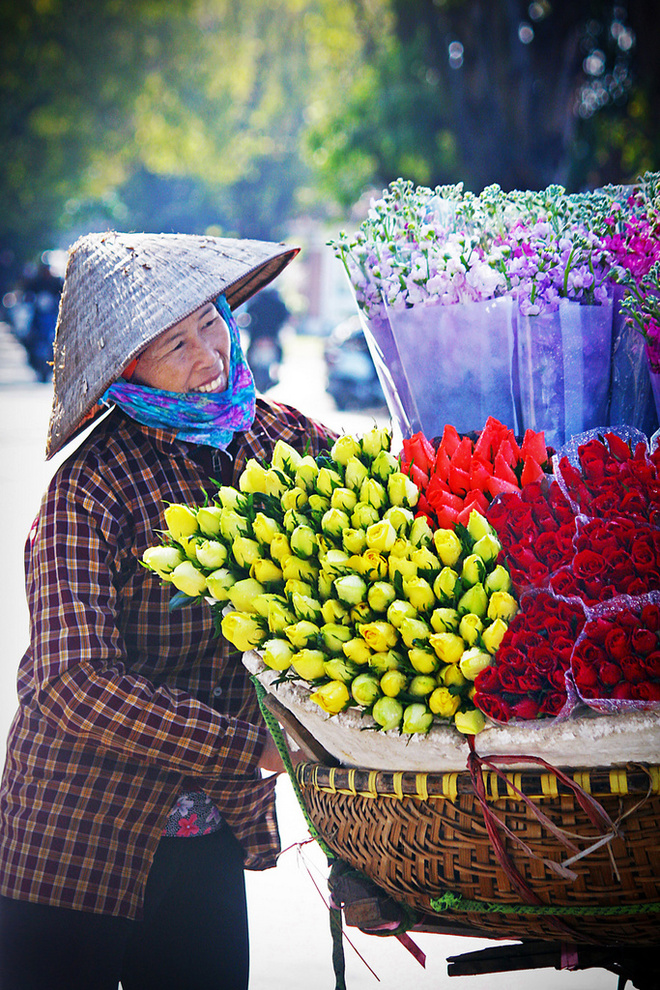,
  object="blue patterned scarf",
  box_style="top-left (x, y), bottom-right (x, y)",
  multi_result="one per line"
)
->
top-left (101, 295), bottom-right (256, 450)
